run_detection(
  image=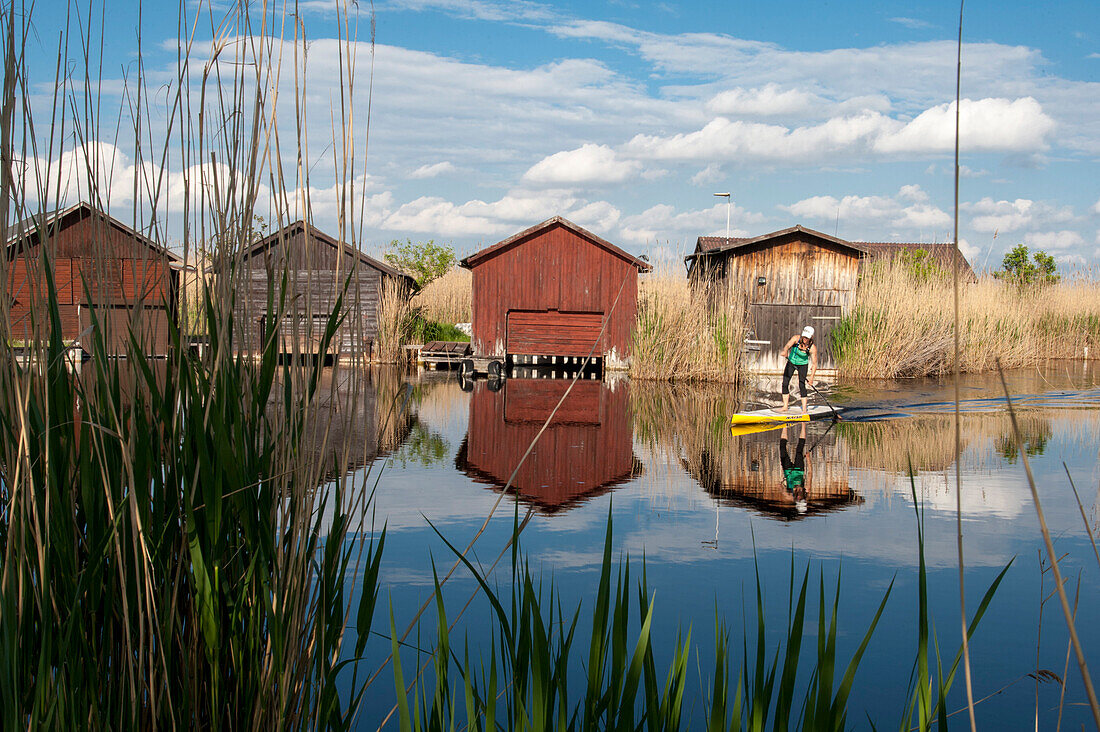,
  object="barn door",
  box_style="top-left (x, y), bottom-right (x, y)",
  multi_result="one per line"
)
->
top-left (506, 310), bottom-right (604, 357)
top-left (746, 304), bottom-right (841, 373)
